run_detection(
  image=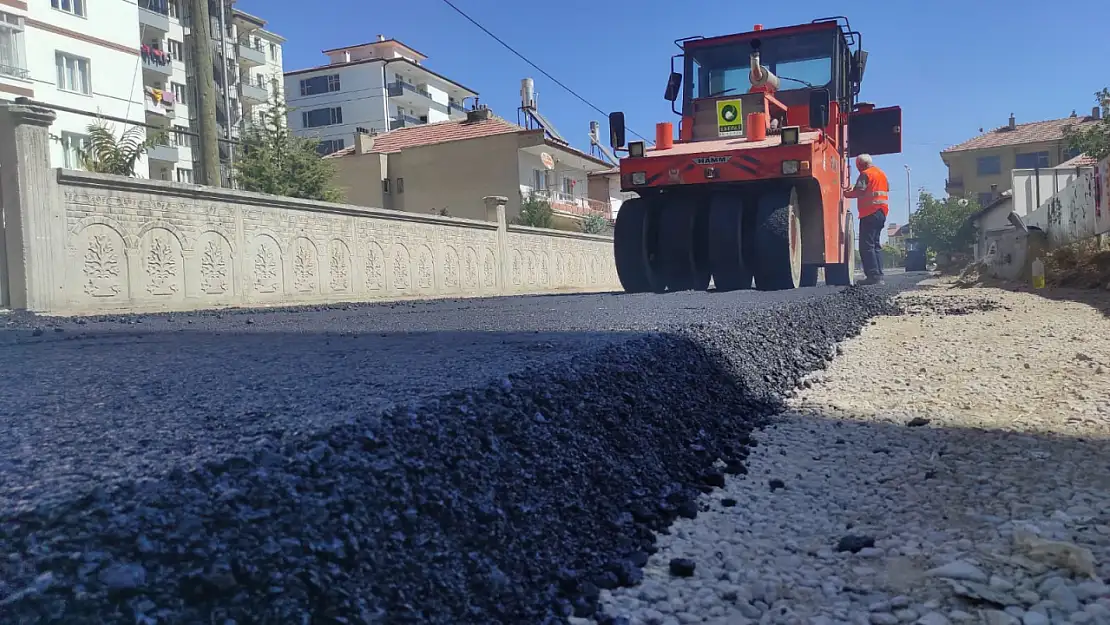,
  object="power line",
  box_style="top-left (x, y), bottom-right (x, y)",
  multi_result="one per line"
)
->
top-left (438, 0), bottom-right (653, 145)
